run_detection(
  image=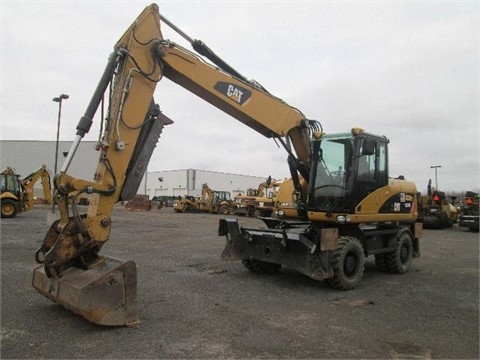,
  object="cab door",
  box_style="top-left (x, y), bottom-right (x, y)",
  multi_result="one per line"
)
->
top-left (350, 137), bottom-right (389, 208)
